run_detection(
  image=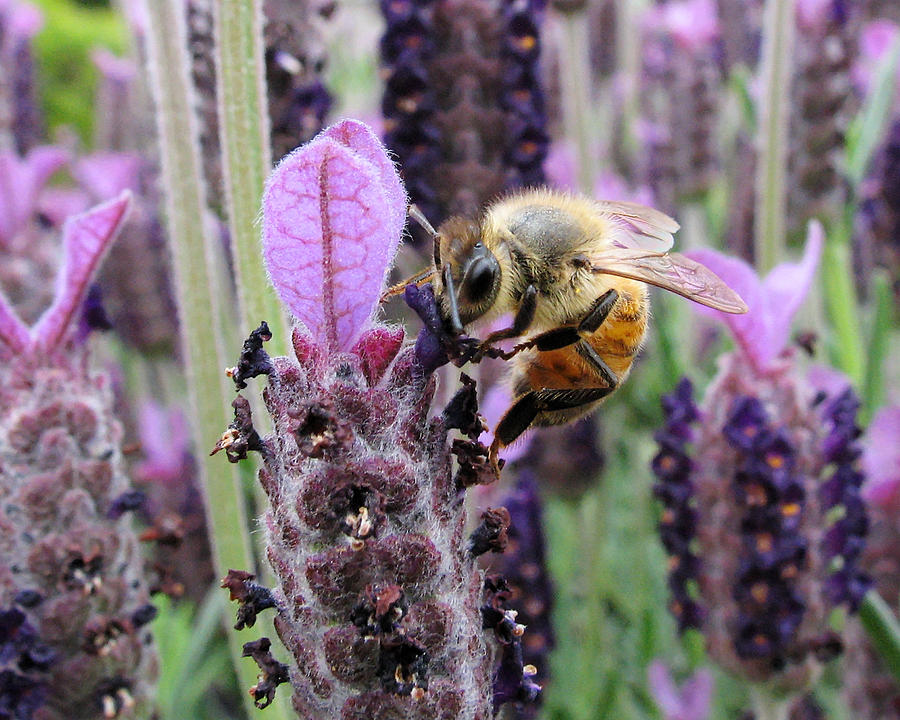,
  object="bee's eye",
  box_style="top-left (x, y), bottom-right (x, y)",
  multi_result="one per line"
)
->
top-left (462, 255), bottom-right (499, 304)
